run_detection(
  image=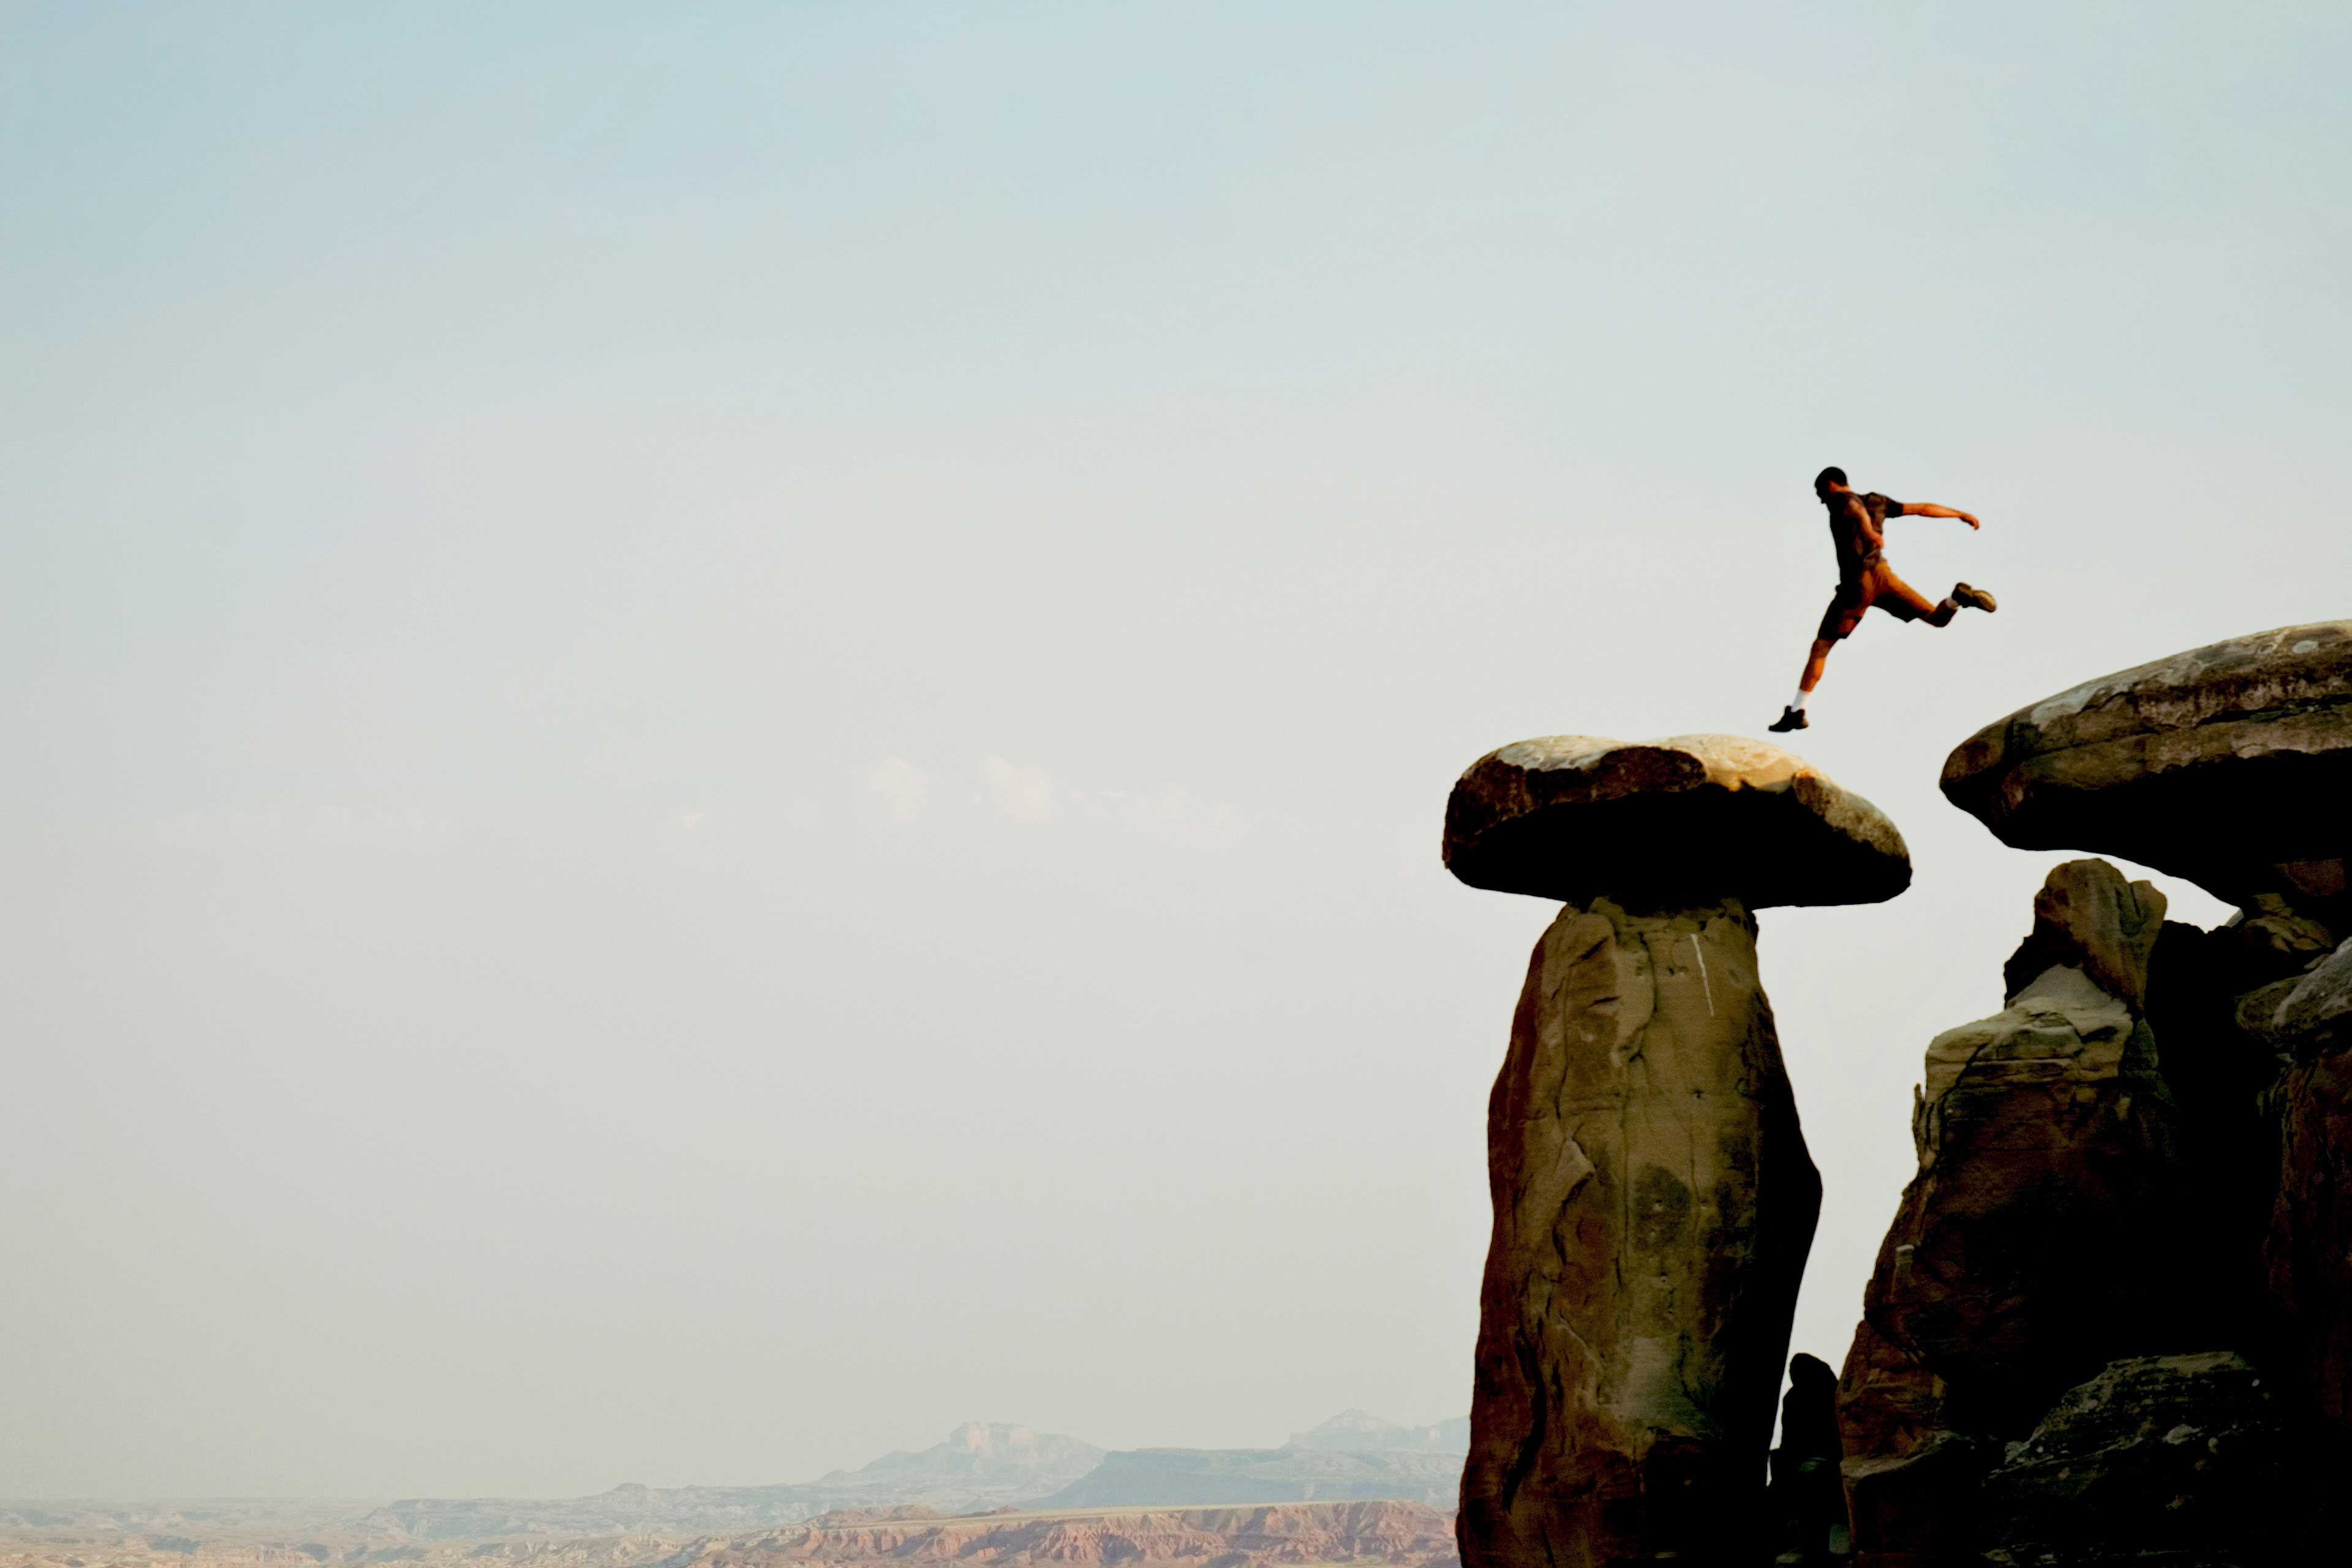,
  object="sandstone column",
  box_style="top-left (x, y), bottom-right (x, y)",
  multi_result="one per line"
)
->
top-left (1443, 734), bottom-right (1912, 1568)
